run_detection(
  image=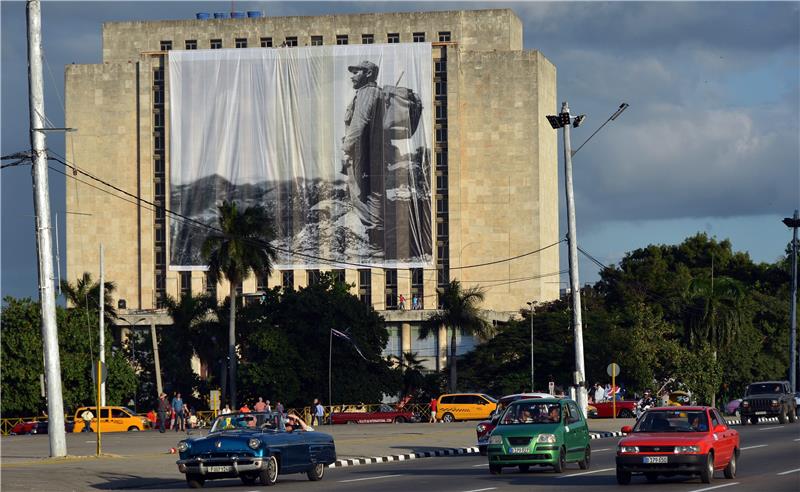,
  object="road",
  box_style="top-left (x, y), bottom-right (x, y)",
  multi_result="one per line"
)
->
top-left (1, 423), bottom-right (798, 491)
